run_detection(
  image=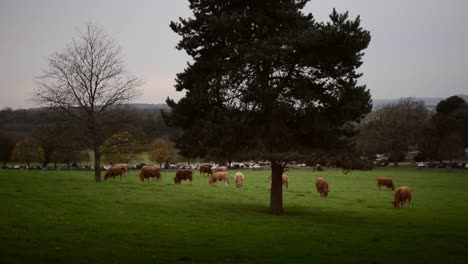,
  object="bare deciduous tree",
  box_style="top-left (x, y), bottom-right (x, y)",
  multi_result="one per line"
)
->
top-left (34, 21), bottom-right (142, 181)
